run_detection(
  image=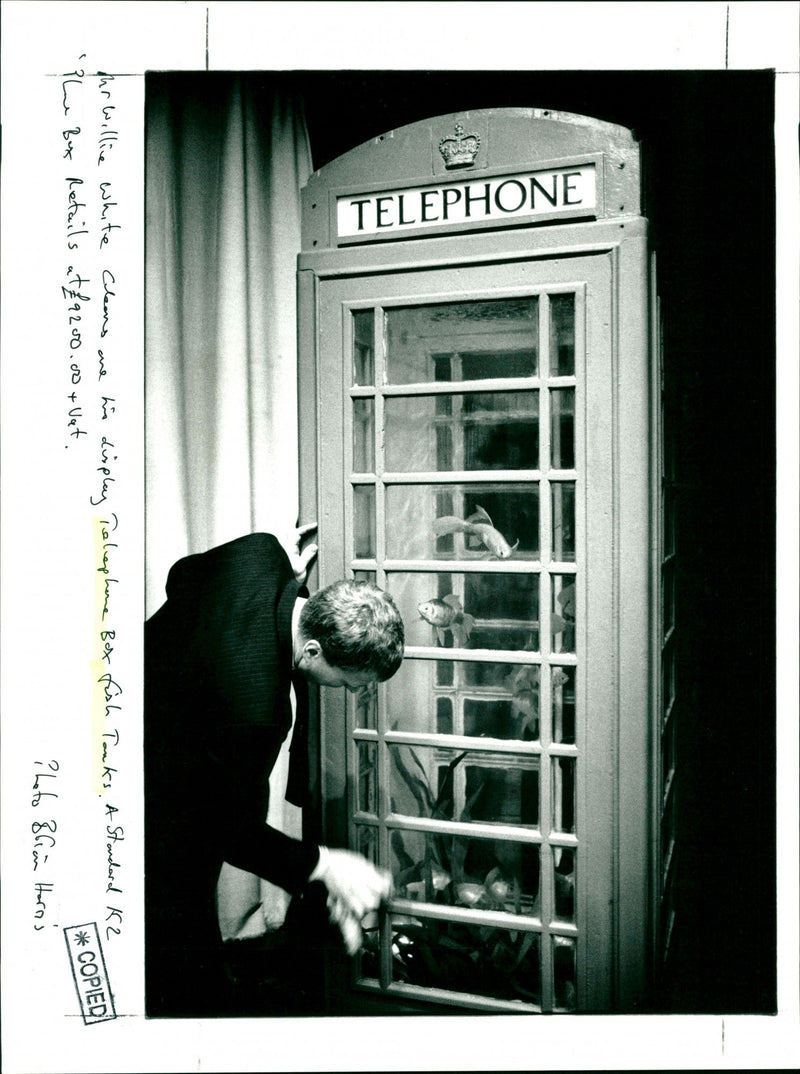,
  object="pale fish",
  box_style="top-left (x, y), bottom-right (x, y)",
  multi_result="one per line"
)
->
top-left (418, 594), bottom-right (475, 647)
top-left (403, 864), bottom-right (451, 902)
top-left (484, 866), bottom-right (516, 903)
top-left (505, 663), bottom-right (539, 729)
top-left (432, 504), bottom-right (519, 560)
top-left (557, 582), bottom-right (576, 620)
top-left (455, 882), bottom-right (486, 907)
top-left (506, 666), bottom-right (570, 732)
